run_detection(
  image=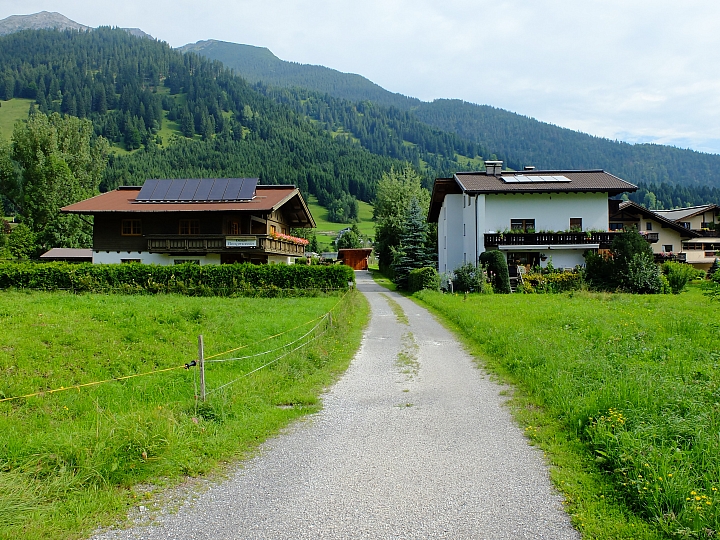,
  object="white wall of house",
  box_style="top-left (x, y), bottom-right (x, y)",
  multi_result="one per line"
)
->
top-left (438, 190), bottom-right (611, 273)
top-left (438, 194), bottom-right (465, 274)
top-left (92, 251), bottom-right (222, 265)
top-left (483, 192), bottom-right (609, 233)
